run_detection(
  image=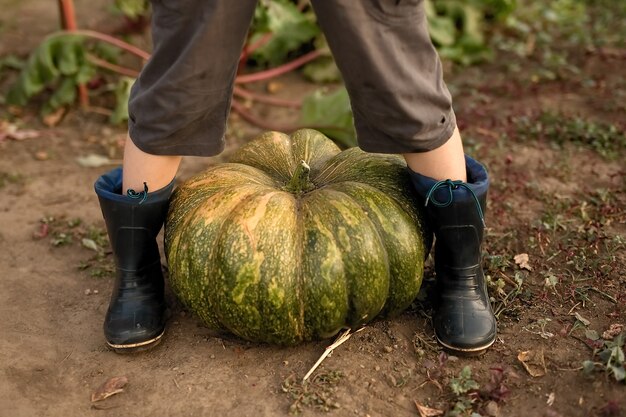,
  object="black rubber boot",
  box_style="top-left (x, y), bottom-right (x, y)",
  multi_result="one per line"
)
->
top-left (409, 156), bottom-right (496, 355)
top-left (94, 167), bottom-right (174, 353)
